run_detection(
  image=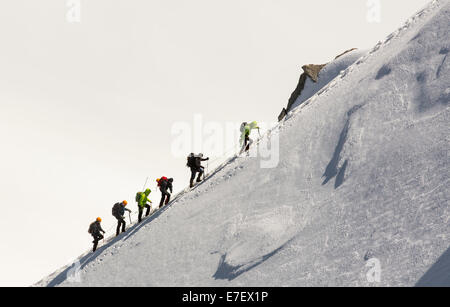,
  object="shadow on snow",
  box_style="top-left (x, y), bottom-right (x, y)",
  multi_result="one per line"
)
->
top-left (212, 238), bottom-right (294, 281)
top-left (416, 245), bottom-right (450, 287)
